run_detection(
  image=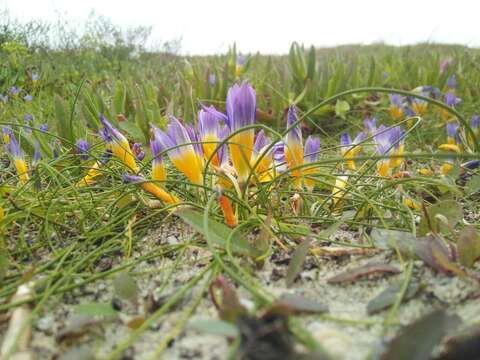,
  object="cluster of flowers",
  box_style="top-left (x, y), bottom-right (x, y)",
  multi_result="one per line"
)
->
top-left (3, 77), bottom-right (477, 227)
